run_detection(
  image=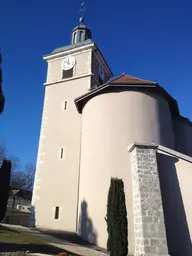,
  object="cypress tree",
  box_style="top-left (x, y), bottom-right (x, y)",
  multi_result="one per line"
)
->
top-left (0, 159), bottom-right (11, 221)
top-left (0, 52), bottom-right (2, 85)
top-left (106, 177), bottom-right (128, 256)
top-left (0, 51), bottom-right (5, 114)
